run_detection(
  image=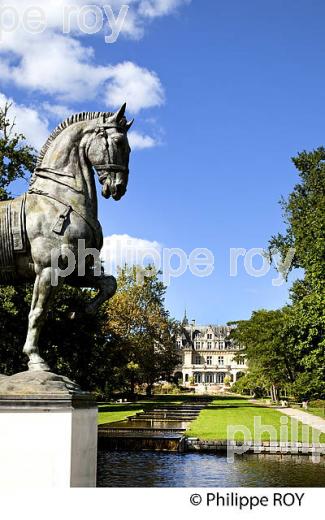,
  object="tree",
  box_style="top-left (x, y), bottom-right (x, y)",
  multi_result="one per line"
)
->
top-left (269, 148), bottom-right (325, 289)
top-left (230, 308), bottom-right (299, 400)
top-left (231, 371), bottom-right (270, 398)
top-left (269, 148), bottom-right (325, 399)
top-left (0, 285), bottom-right (32, 374)
top-left (284, 291), bottom-right (325, 399)
top-left (103, 265), bottom-right (180, 396)
top-left (0, 102), bottom-right (36, 201)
